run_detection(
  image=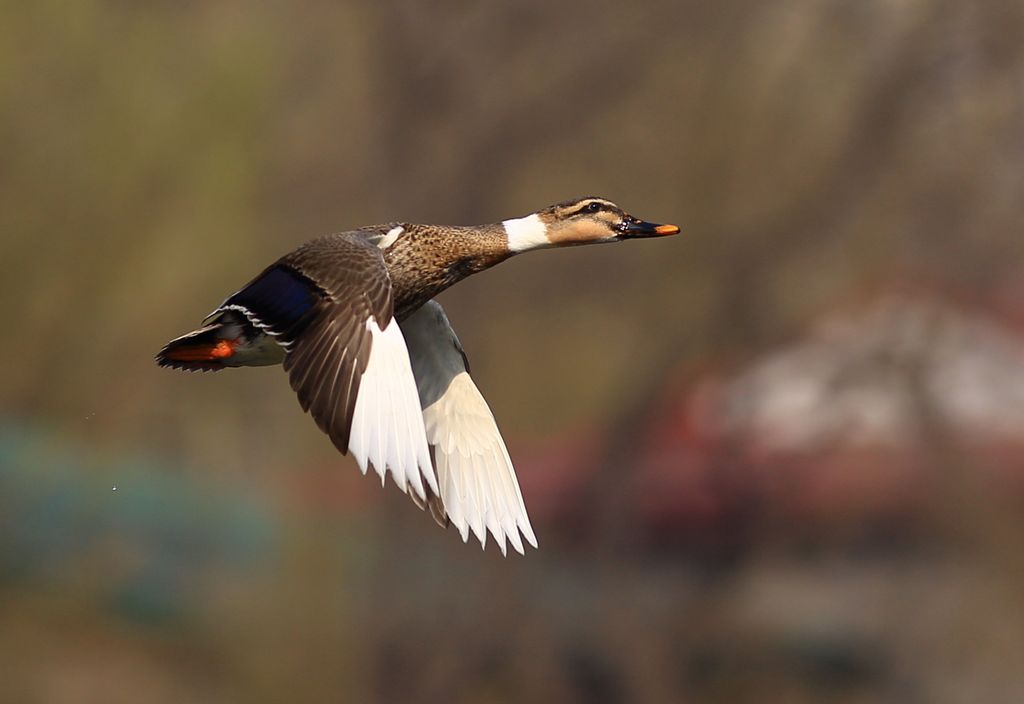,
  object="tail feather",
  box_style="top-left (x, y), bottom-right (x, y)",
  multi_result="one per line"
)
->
top-left (156, 324), bottom-right (238, 372)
